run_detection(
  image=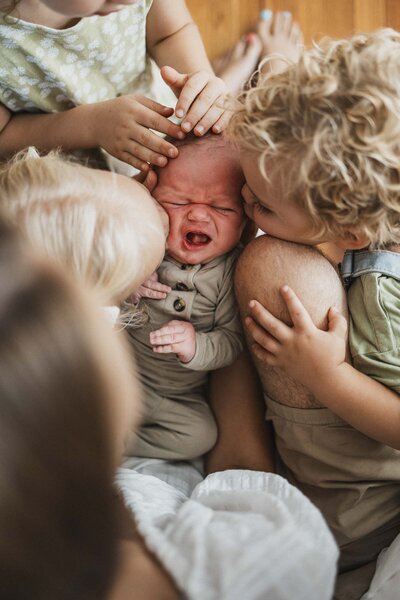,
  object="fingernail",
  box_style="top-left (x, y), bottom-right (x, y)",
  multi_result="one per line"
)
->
top-left (157, 156), bottom-right (167, 166)
top-left (175, 108), bottom-right (184, 118)
top-left (182, 121), bottom-right (191, 132)
top-left (168, 148), bottom-right (177, 158)
top-left (213, 124), bottom-right (221, 133)
top-left (195, 125), bottom-right (204, 135)
top-left (260, 9), bottom-right (272, 21)
top-left (249, 300), bottom-right (256, 308)
top-left (281, 285), bottom-right (289, 292)
top-left (177, 131), bottom-right (185, 139)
